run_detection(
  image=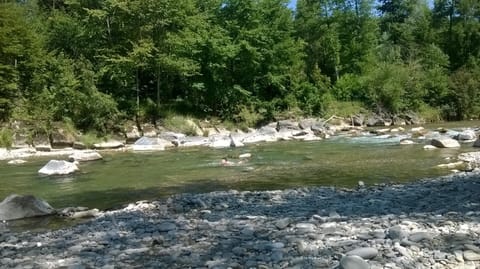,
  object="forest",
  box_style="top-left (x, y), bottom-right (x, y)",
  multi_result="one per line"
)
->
top-left (1, 0), bottom-right (480, 135)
